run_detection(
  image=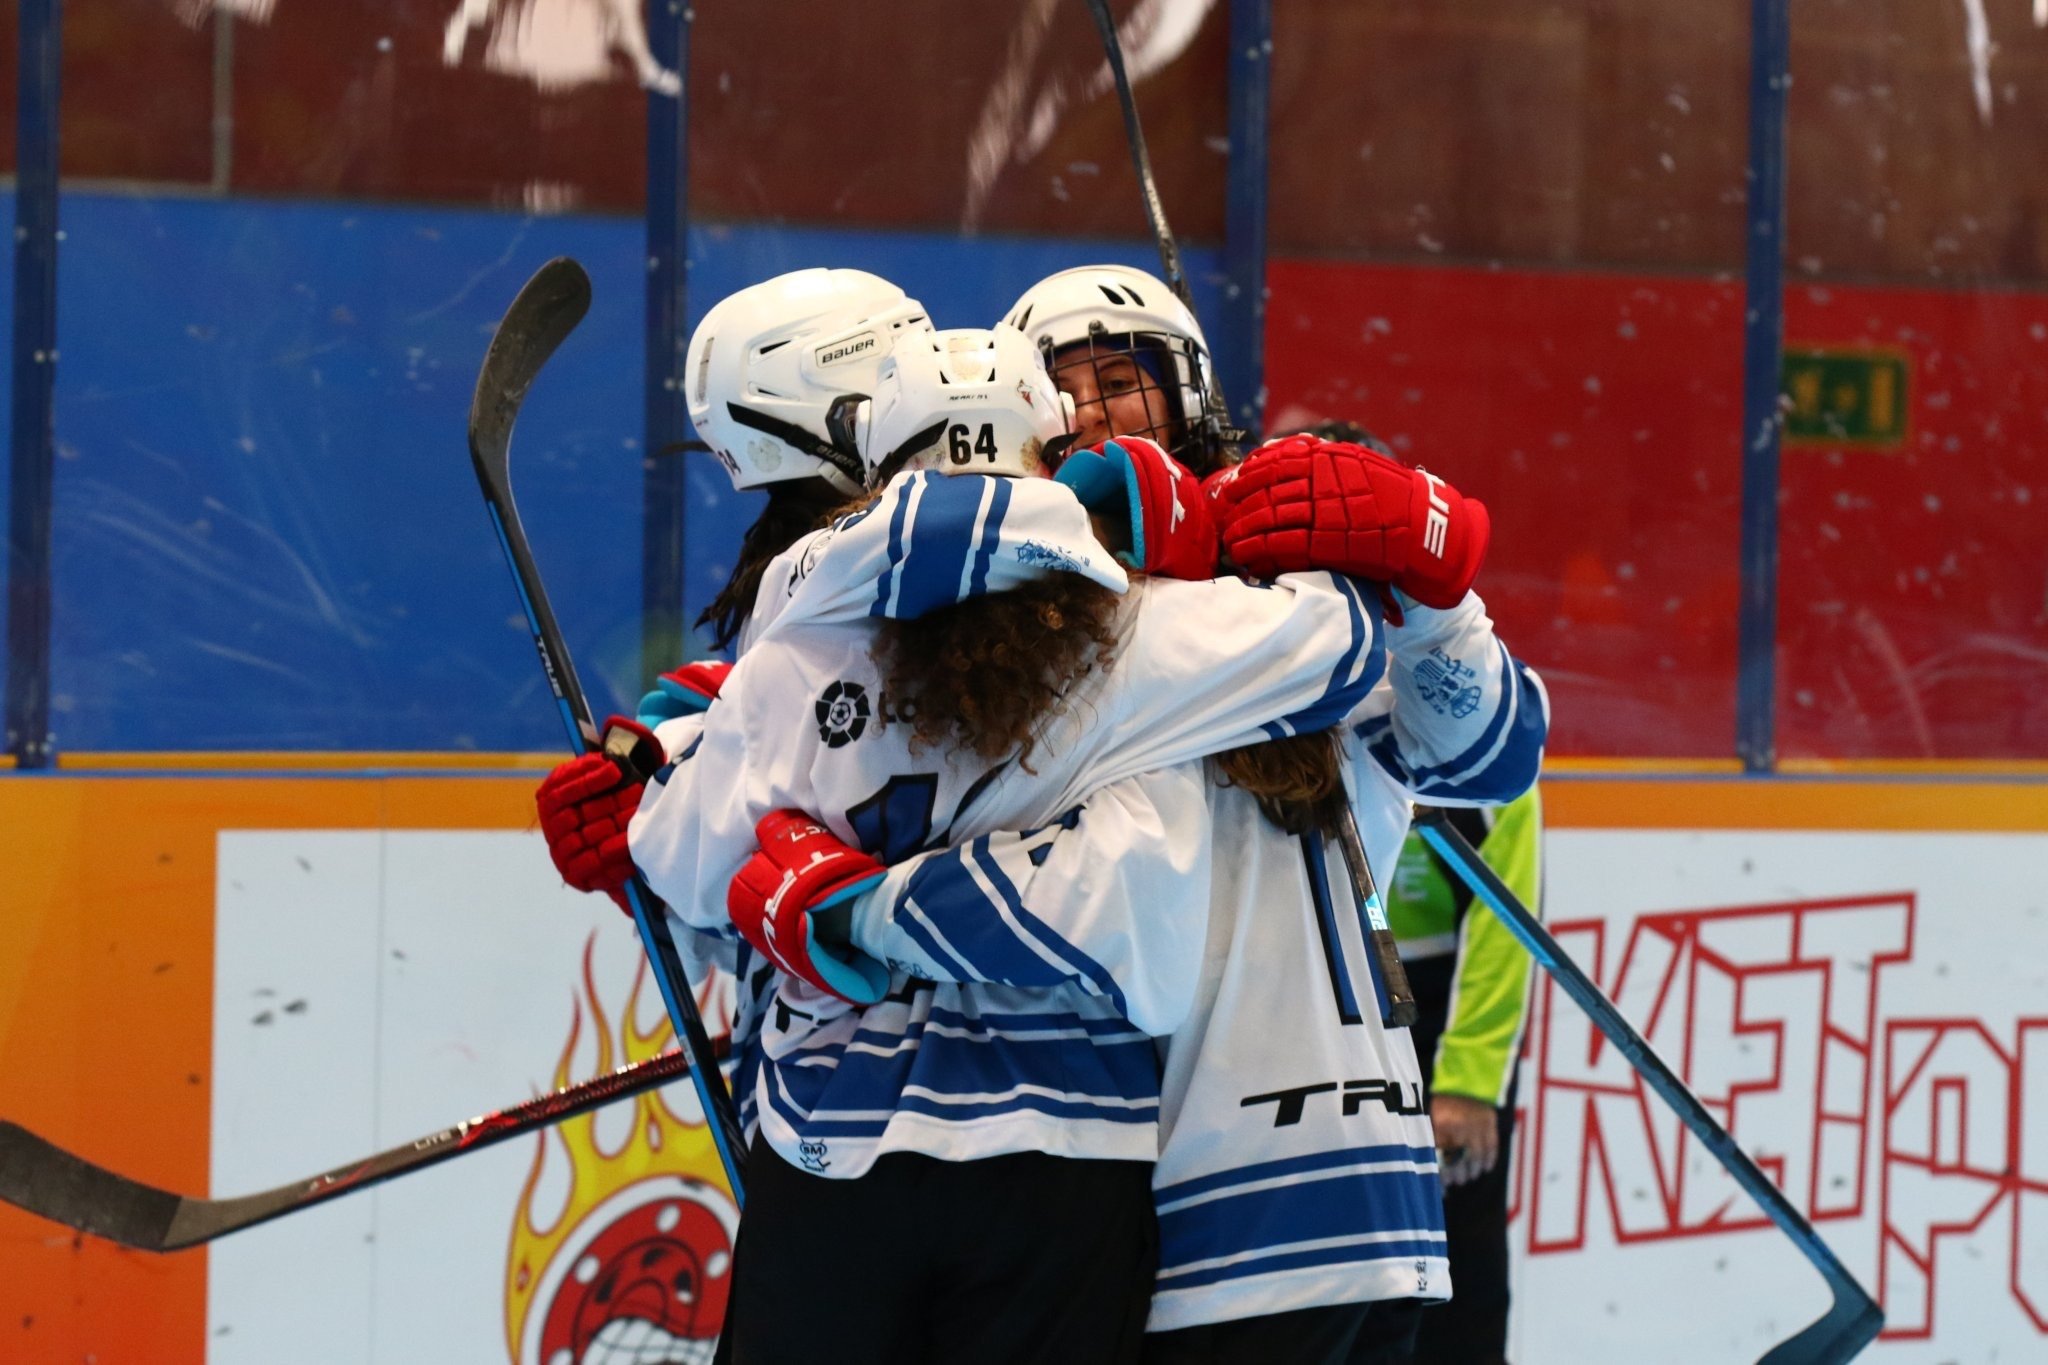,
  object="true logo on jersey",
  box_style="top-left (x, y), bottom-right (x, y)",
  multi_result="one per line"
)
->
top-left (815, 680), bottom-right (871, 747)
top-left (797, 1139), bottom-right (831, 1172)
top-left (1239, 1078), bottom-right (1426, 1127)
